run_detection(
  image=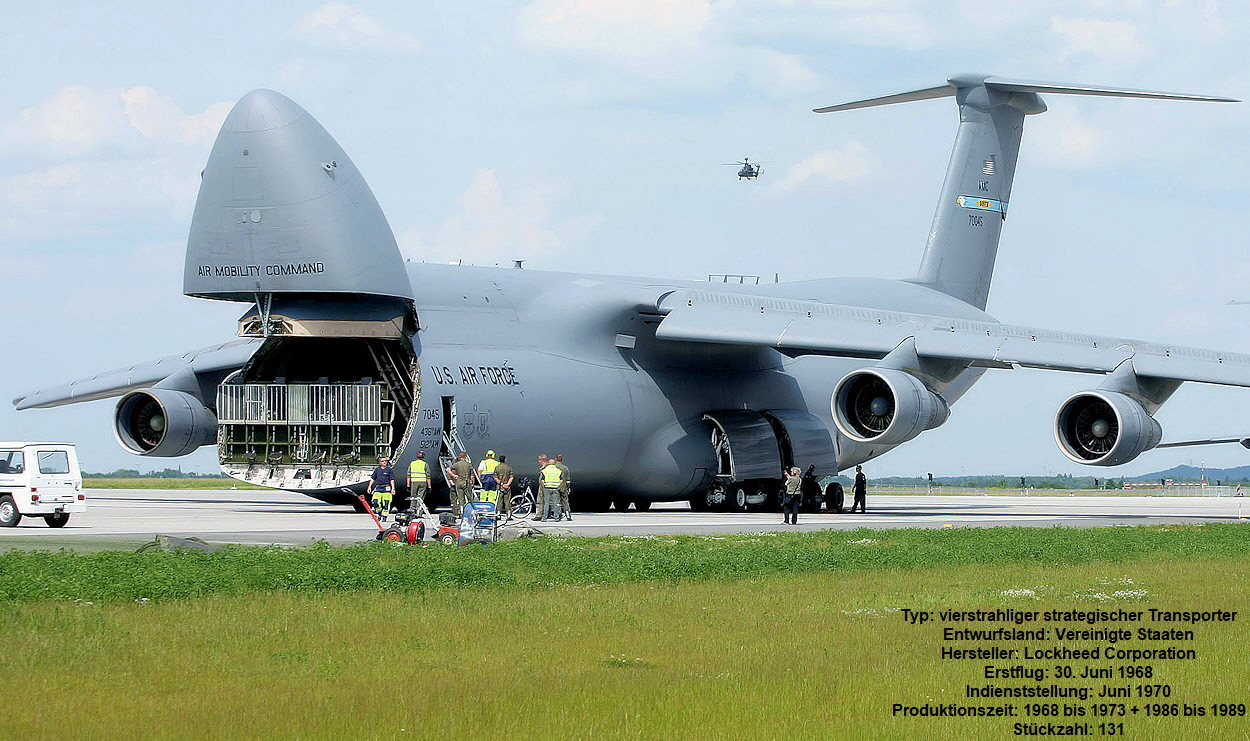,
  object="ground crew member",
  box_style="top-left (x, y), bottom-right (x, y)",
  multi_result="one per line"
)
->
top-left (447, 451), bottom-right (475, 518)
top-left (538, 454), bottom-right (564, 521)
top-left (554, 453), bottom-right (572, 521)
top-left (477, 450), bottom-right (499, 498)
top-left (367, 456), bottom-right (396, 521)
top-left (407, 452), bottom-right (430, 511)
top-left (536, 454), bottom-right (548, 519)
top-left (851, 464), bottom-right (868, 513)
top-left (493, 455), bottom-right (514, 518)
top-left (782, 466), bottom-right (802, 525)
